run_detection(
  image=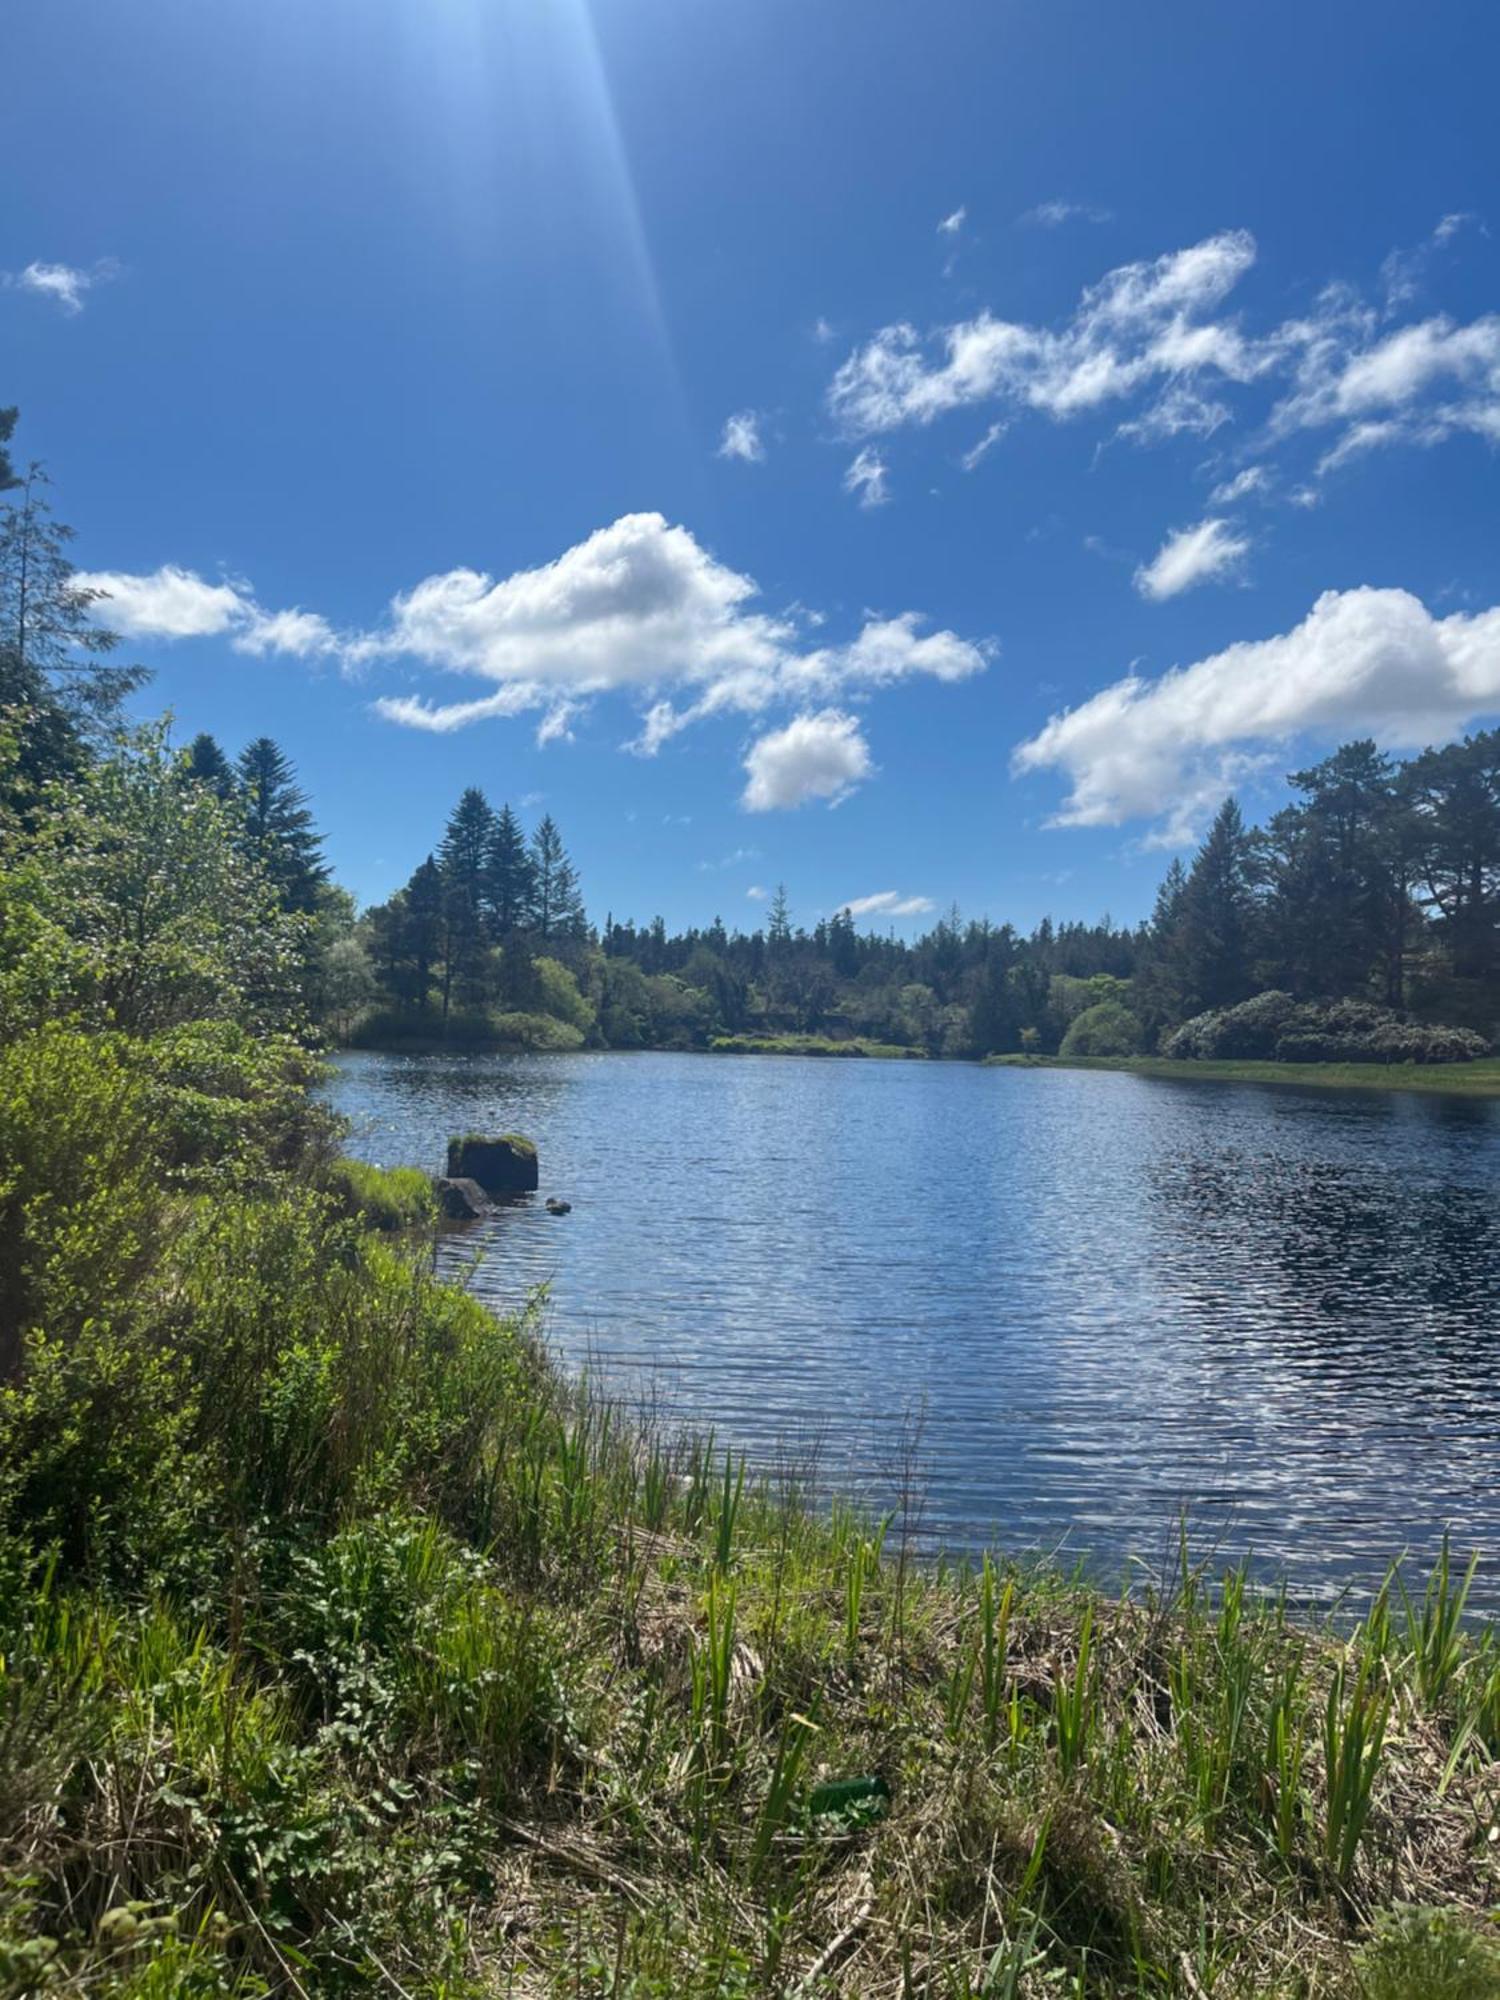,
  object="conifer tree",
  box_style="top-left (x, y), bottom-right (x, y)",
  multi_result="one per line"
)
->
top-left (237, 737), bottom-right (328, 913)
top-left (1176, 798), bottom-right (1260, 1013)
top-left (483, 803), bottom-right (535, 935)
top-left (0, 462), bottom-right (149, 802)
top-left (183, 731), bottom-right (237, 800)
top-left (1405, 730), bottom-right (1500, 981)
top-left (529, 812), bottom-right (585, 938)
top-left (438, 788), bottom-right (496, 1010)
